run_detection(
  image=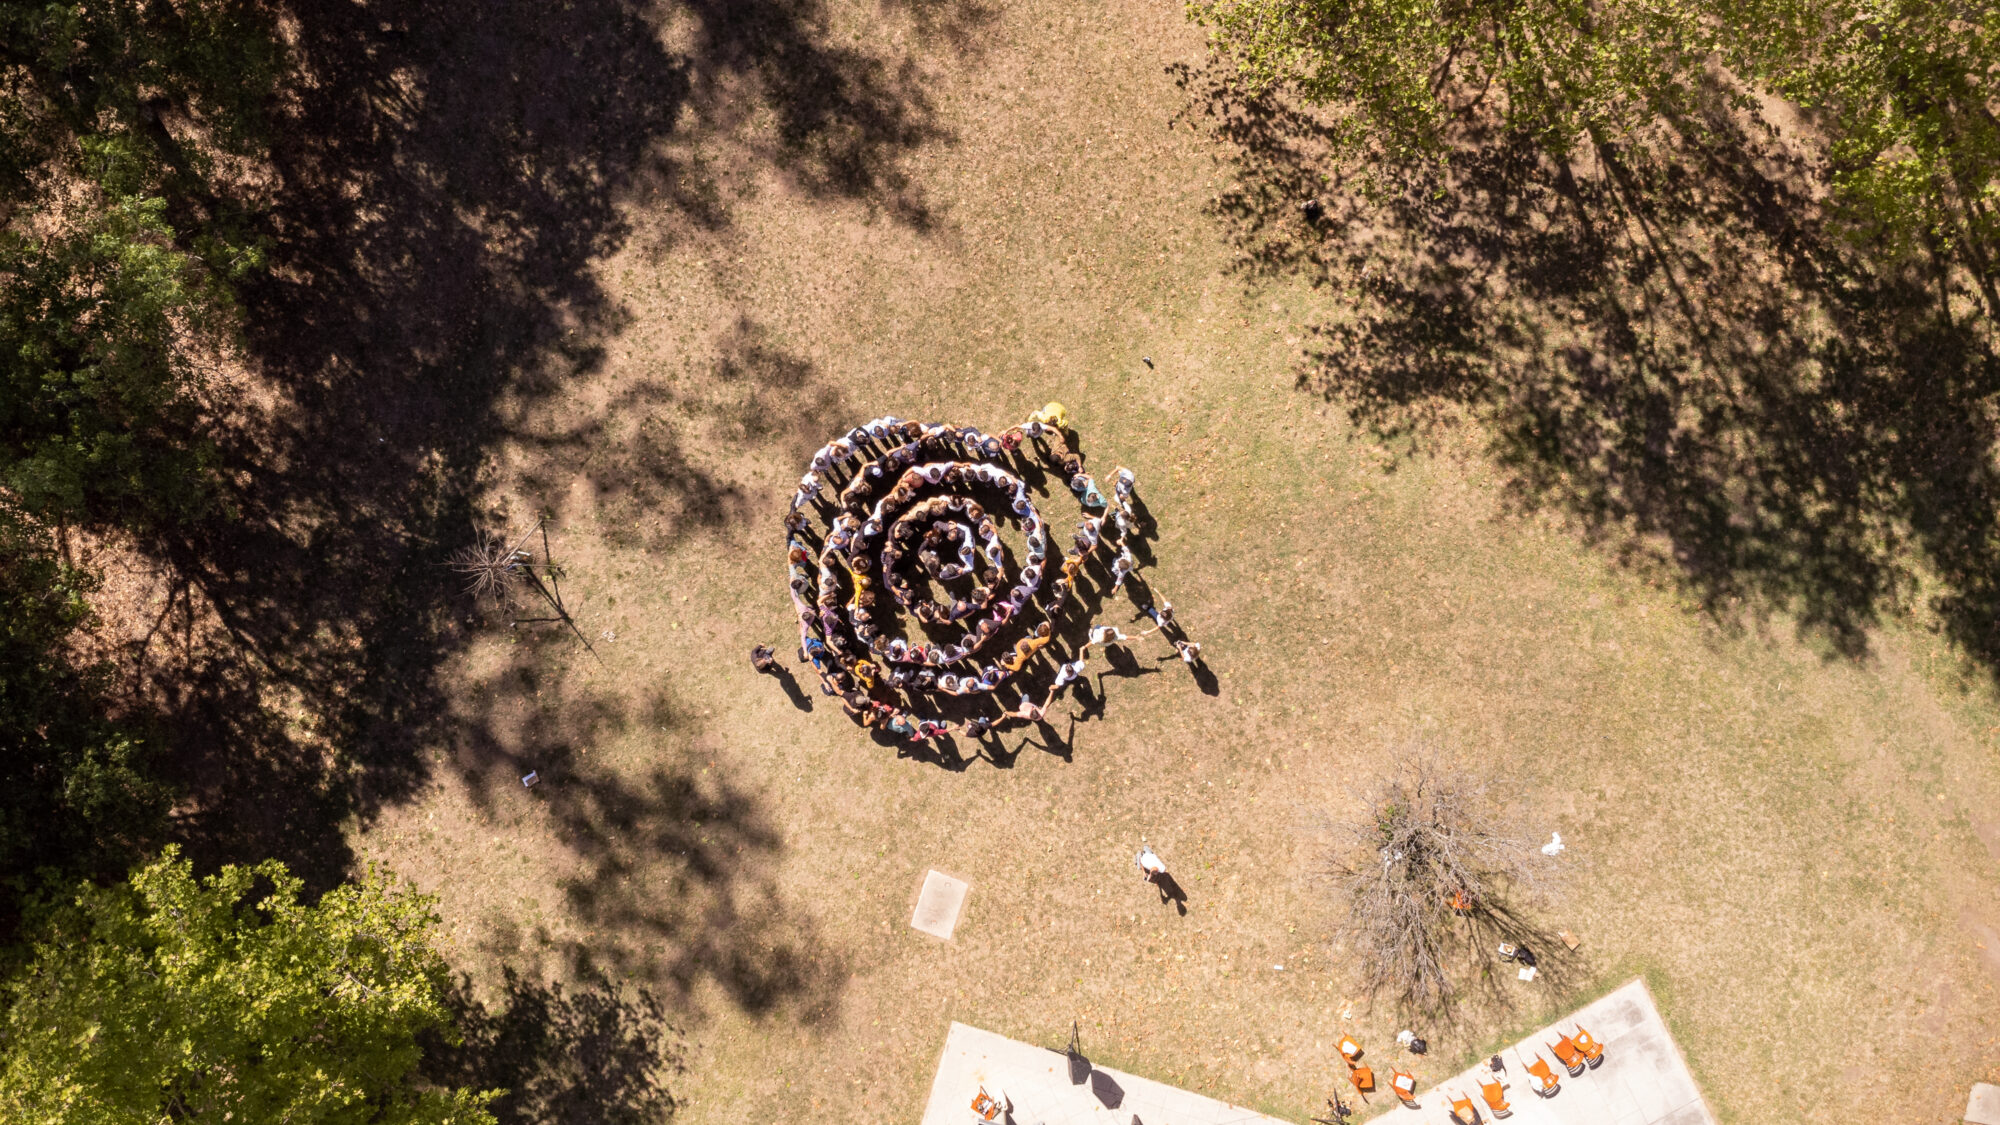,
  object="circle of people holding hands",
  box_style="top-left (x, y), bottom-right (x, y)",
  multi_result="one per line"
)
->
top-left (767, 404), bottom-right (1202, 742)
